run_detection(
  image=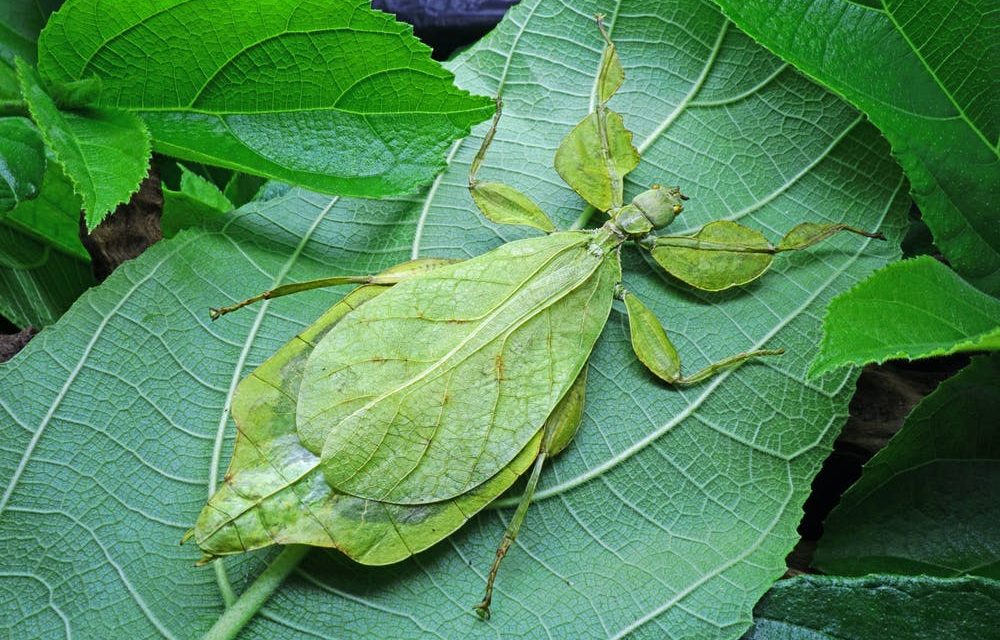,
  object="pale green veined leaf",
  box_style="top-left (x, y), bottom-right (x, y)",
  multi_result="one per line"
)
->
top-left (0, 1), bottom-right (908, 637)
